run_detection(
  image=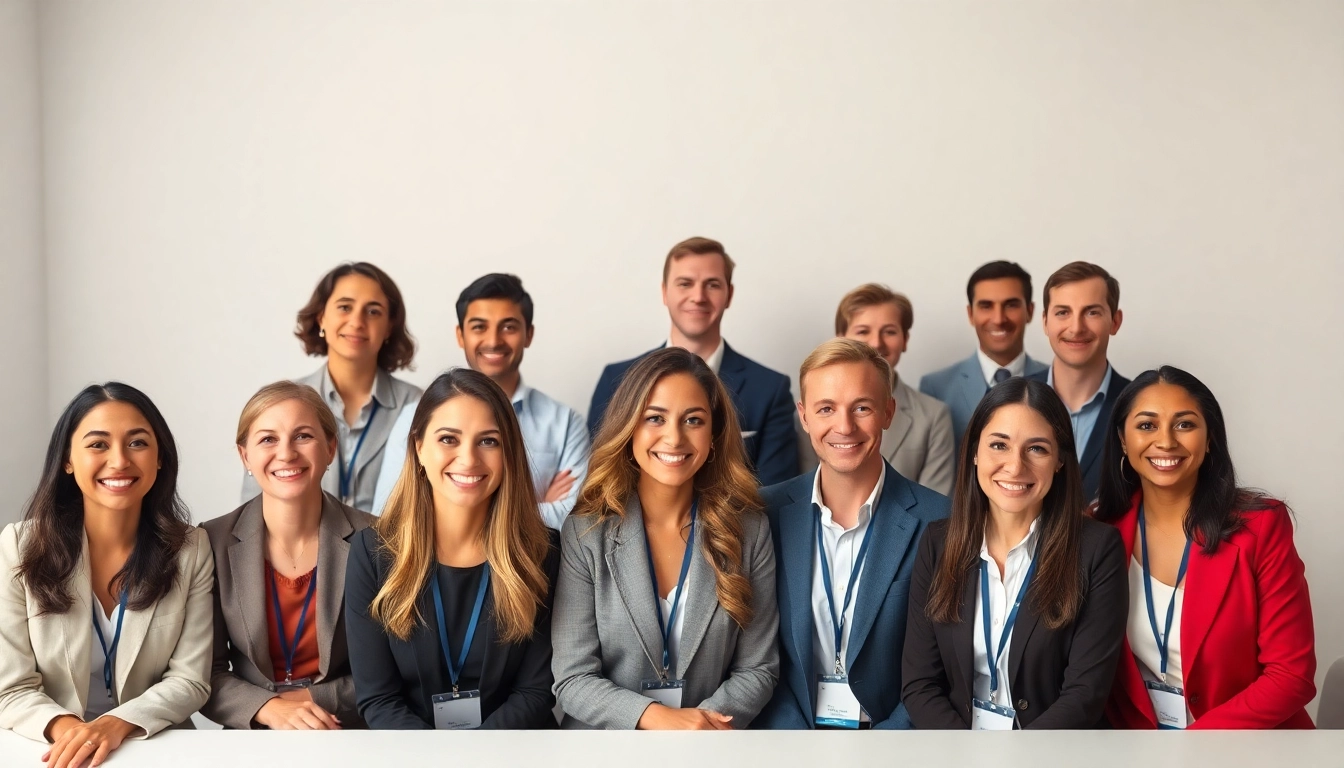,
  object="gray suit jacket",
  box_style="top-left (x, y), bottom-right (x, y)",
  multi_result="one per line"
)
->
top-left (882, 378), bottom-right (956, 496)
top-left (918, 352), bottom-right (1048, 450)
top-left (199, 493), bottom-right (375, 728)
top-left (551, 498), bottom-right (780, 729)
